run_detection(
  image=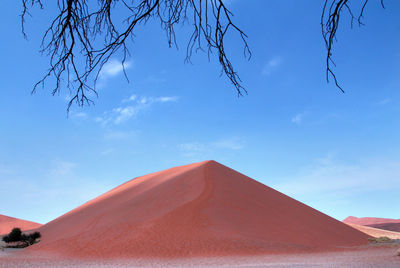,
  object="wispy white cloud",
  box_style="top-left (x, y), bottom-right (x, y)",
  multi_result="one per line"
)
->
top-left (96, 95), bottom-right (180, 125)
top-left (113, 106), bottom-right (139, 124)
top-left (156, 96), bottom-right (179, 103)
top-left (48, 160), bottom-right (77, 177)
top-left (377, 98), bottom-right (391, 105)
top-left (95, 116), bottom-right (108, 125)
top-left (70, 111), bottom-right (88, 119)
top-left (145, 74), bottom-right (166, 84)
top-left (178, 137), bottom-right (245, 158)
top-left (212, 137), bottom-right (244, 150)
top-left (99, 59), bottom-right (132, 80)
top-left (178, 142), bottom-right (208, 157)
top-left (291, 111), bottom-right (307, 124)
top-left (139, 97), bottom-right (148, 104)
top-left (101, 148), bottom-right (115, 155)
top-left (272, 156), bottom-right (400, 198)
top-left (122, 94), bottom-right (137, 103)
top-left (262, 57), bottom-right (282, 76)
